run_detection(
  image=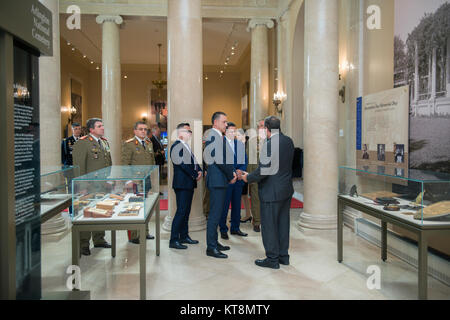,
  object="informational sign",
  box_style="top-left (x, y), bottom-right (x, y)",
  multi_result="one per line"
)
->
top-left (356, 86), bottom-right (409, 177)
top-left (0, 0), bottom-right (53, 56)
top-left (14, 44), bottom-right (41, 300)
